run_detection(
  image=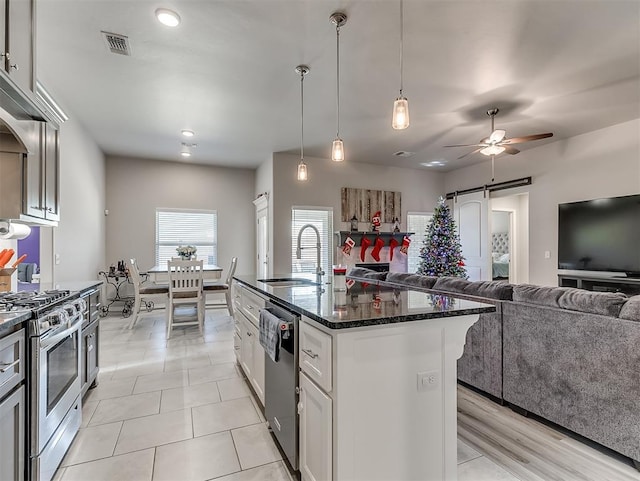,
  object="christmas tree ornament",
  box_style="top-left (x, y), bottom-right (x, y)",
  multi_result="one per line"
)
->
top-left (388, 237), bottom-right (399, 261)
top-left (360, 236), bottom-right (372, 262)
top-left (417, 198), bottom-right (467, 278)
top-left (371, 236), bottom-right (385, 262)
